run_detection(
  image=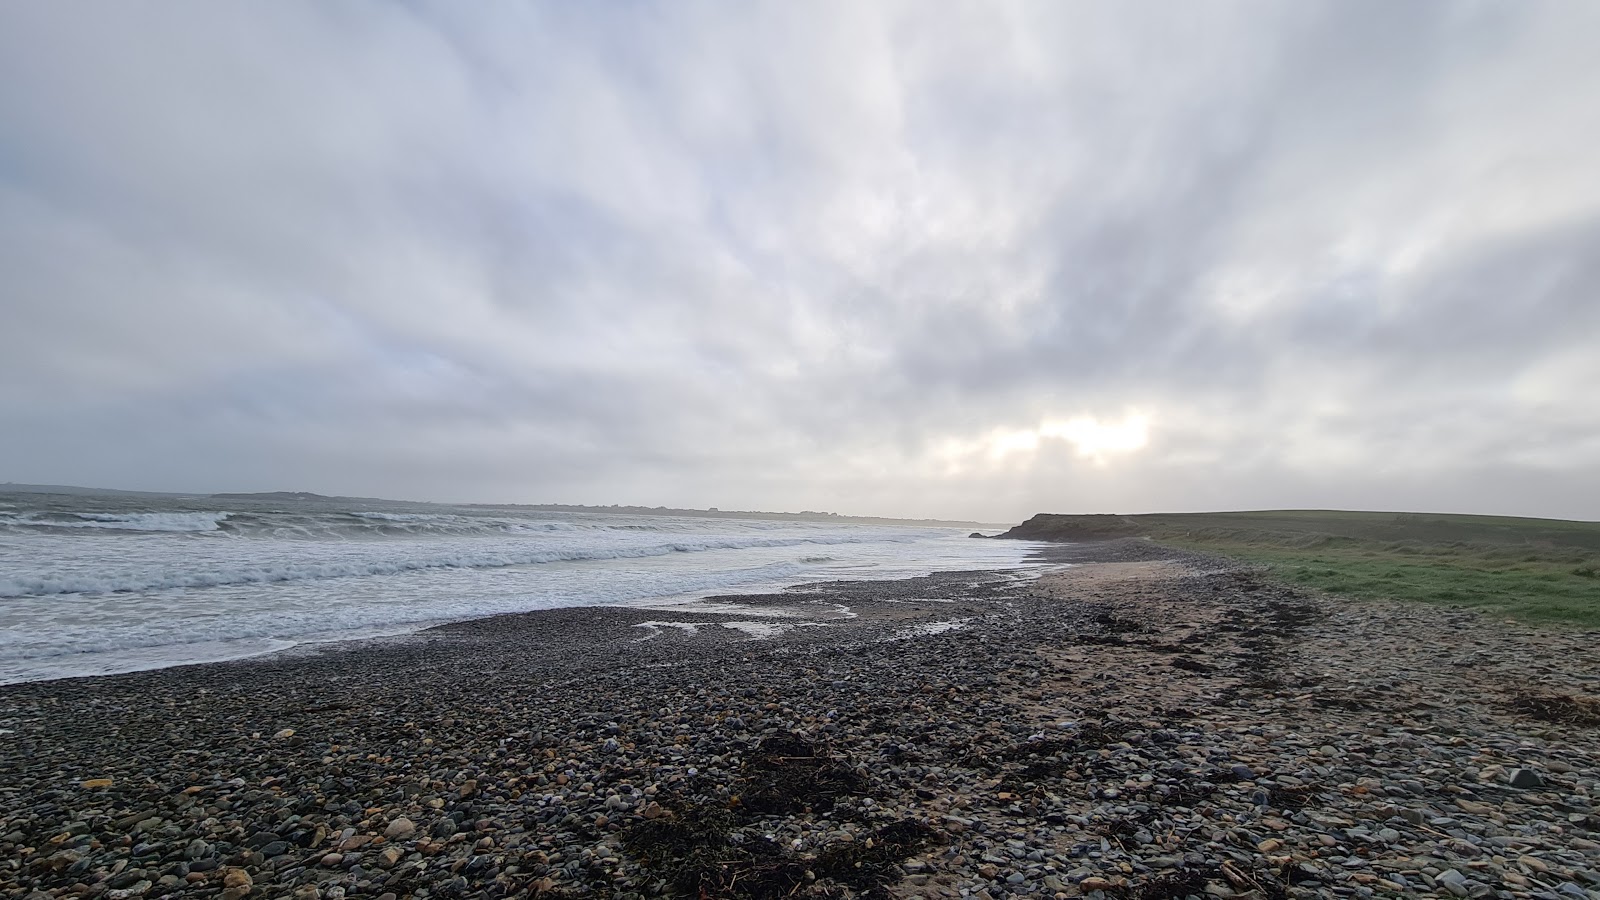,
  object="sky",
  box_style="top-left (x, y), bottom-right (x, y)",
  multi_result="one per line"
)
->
top-left (2, 2), bottom-right (1598, 523)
